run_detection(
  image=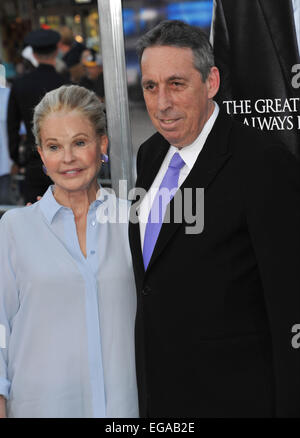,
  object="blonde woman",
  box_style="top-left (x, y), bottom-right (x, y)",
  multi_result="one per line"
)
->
top-left (0, 85), bottom-right (138, 418)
